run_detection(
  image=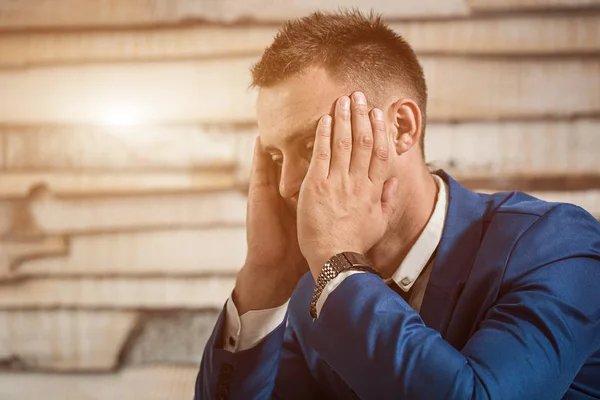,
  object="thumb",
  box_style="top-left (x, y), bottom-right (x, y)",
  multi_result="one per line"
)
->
top-left (381, 177), bottom-right (398, 221)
